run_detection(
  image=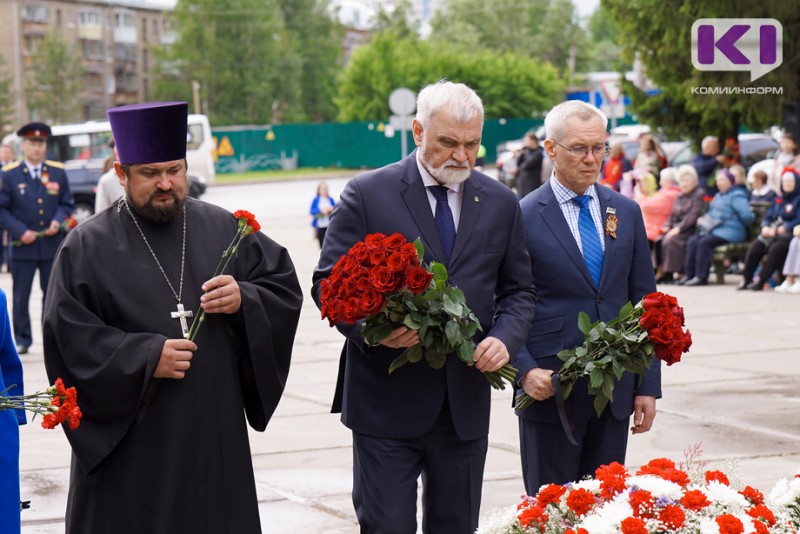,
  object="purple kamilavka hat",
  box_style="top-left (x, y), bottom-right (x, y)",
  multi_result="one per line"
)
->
top-left (108, 101), bottom-right (188, 165)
